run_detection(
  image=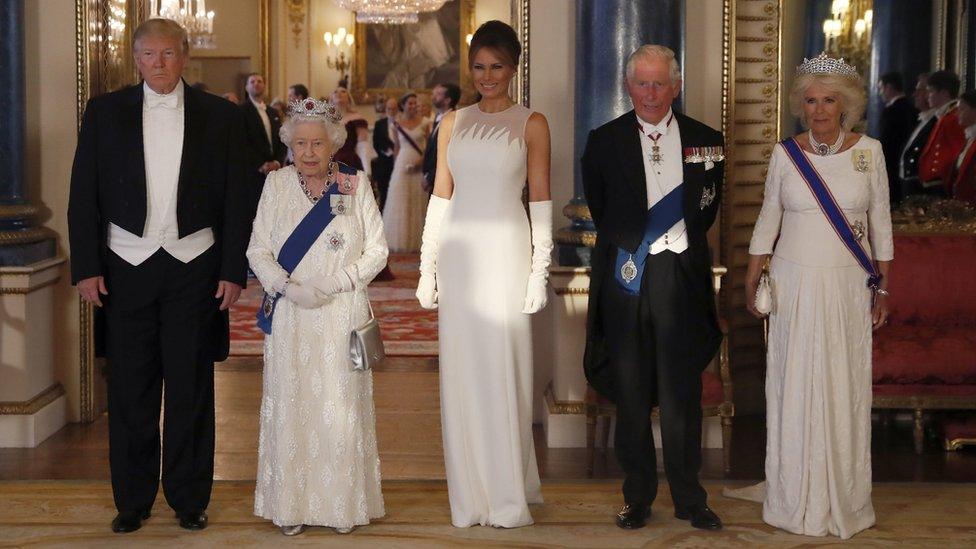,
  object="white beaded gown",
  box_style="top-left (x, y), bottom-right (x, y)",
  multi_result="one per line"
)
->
top-left (246, 165), bottom-right (388, 528)
top-left (749, 136), bottom-right (893, 539)
top-left (437, 104), bottom-right (542, 528)
top-left (383, 120), bottom-right (430, 252)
